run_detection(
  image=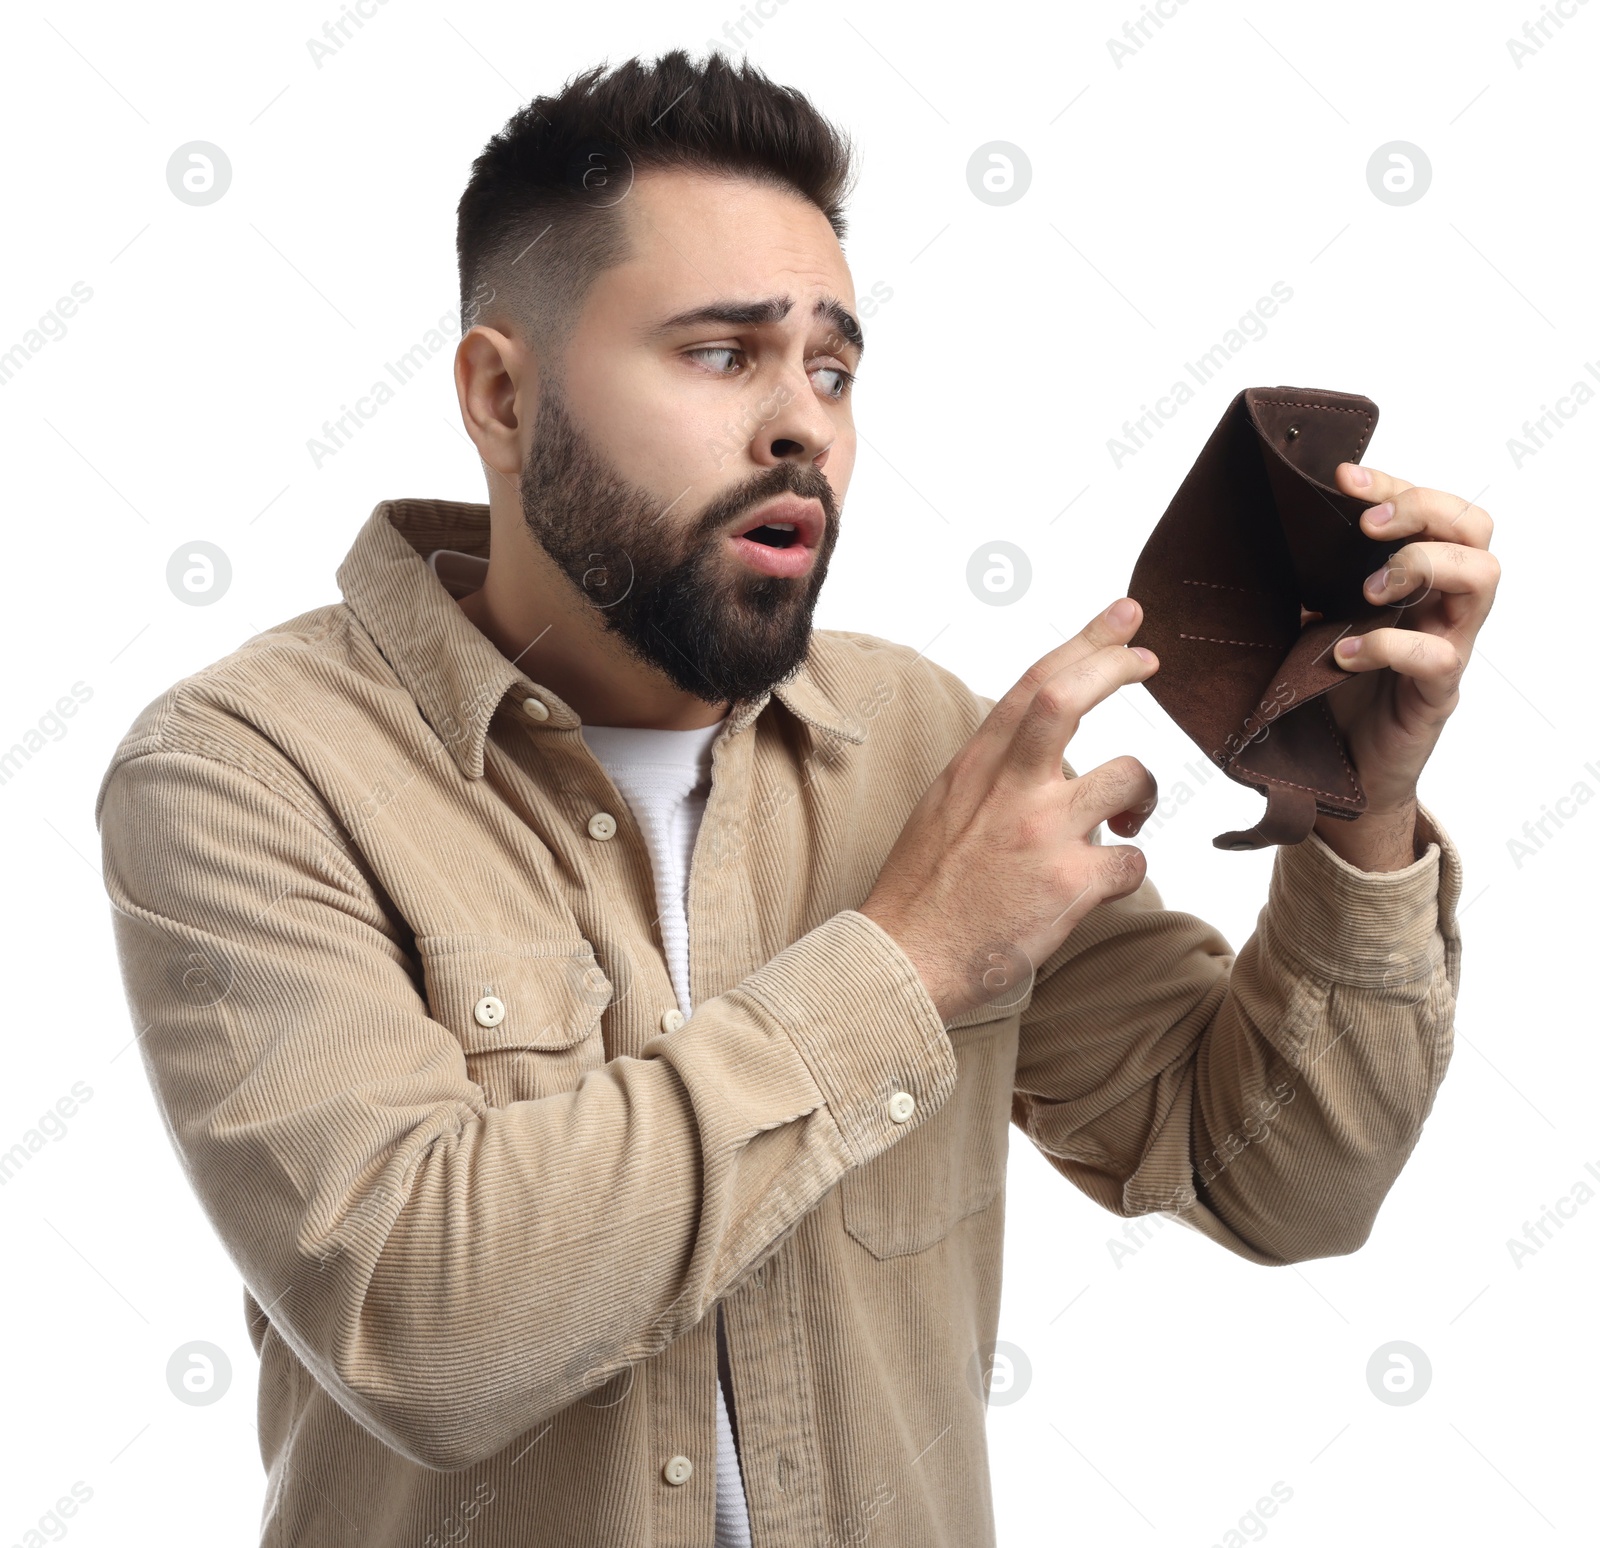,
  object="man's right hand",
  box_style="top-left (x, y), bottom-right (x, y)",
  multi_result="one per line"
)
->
top-left (858, 596), bottom-right (1162, 1023)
